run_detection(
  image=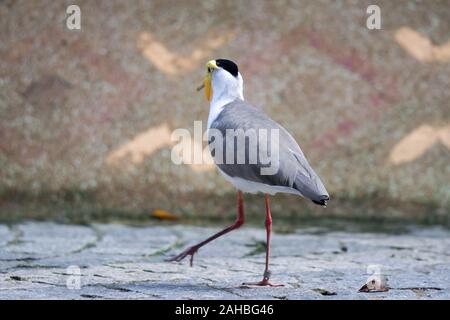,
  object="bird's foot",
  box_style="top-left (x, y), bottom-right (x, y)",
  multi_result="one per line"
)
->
top-left (241, 279), bottom-right (284, 287)
top-left (167, 245), bottom-right (199, 267)
top-left (241, 270), bottom-right (284, 287)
